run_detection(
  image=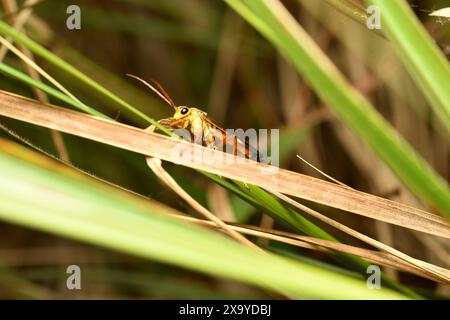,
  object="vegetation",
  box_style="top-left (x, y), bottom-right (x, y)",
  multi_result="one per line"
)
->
top-left (0, 0), bottom-right (449, 299)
